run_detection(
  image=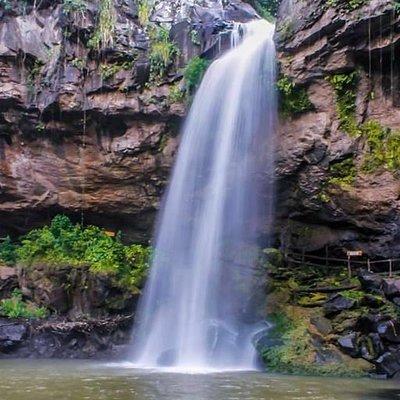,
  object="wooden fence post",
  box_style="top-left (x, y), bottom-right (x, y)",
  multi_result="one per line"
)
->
top-left (347, 255), bottom-right (352, 279)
